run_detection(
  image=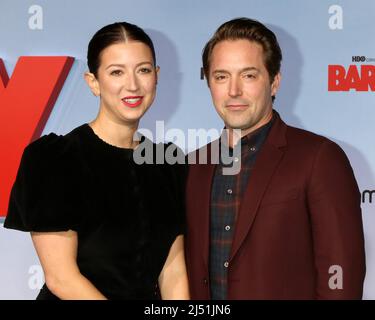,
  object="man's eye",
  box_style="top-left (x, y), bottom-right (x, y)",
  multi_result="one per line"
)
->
top-left (215, 75), bottom-right (227, 81)
top-left (244, 73), bottom-right (256, 79)
top-left (110, 70), bottom-right (123, 76)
